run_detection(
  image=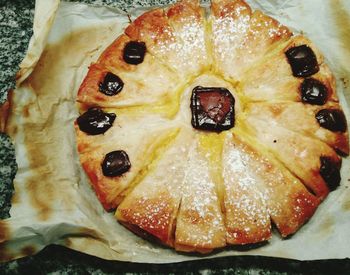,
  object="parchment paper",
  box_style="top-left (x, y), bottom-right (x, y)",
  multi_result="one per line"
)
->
top-left (1, 0), bottom-right (350, 263)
